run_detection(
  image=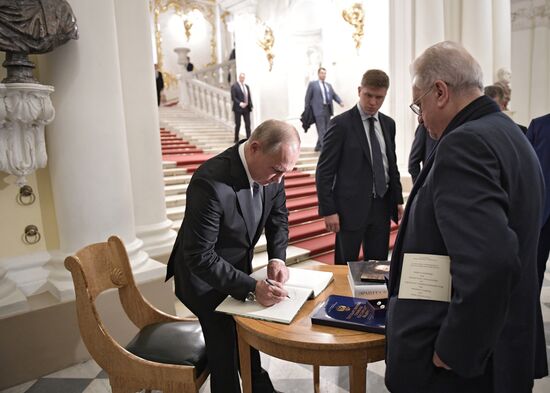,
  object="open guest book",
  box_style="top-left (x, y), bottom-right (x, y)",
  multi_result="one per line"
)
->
top-left (215, 267), bottom-right (334, 324)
